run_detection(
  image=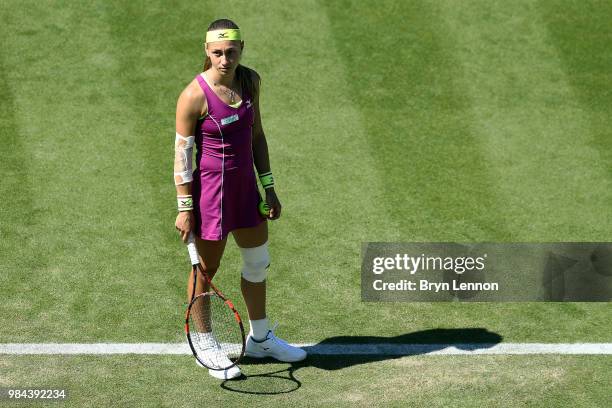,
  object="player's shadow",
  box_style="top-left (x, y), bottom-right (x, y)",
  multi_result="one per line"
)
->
top-left (221, 328), bottom-right (502, 394)
top-left (298, 327), bottom-right (502, 370)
